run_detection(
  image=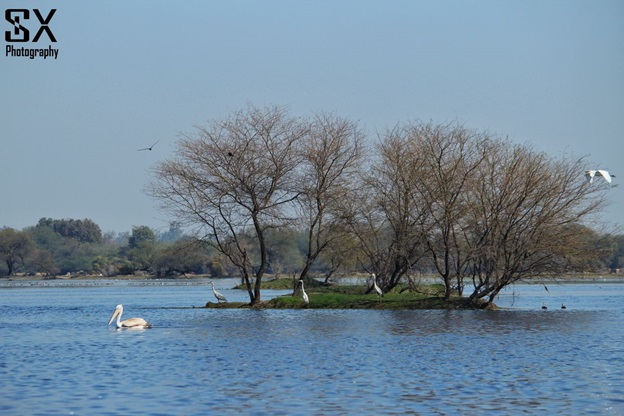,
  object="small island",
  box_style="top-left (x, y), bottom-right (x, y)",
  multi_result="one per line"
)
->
top-left (204, 278), bottom-right (485, 310)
